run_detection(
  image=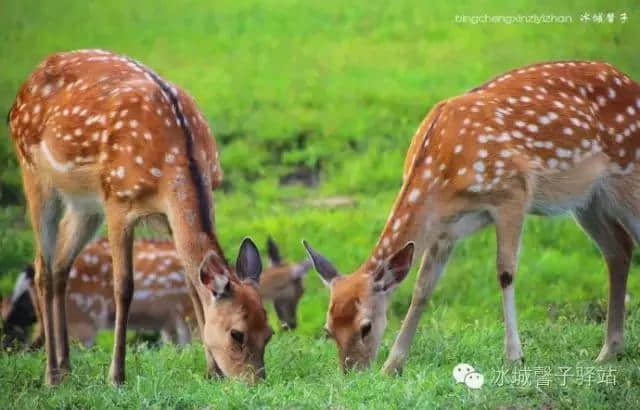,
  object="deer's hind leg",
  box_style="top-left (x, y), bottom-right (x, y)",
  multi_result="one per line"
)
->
top-left (51, 207), bottom-right (103, 373)
top-left (104, 201), bottom-right (137, 385)
top-left (21, 171), bottom-right (64, 385)
top-left (574, 197), bottom-right (633, 362)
